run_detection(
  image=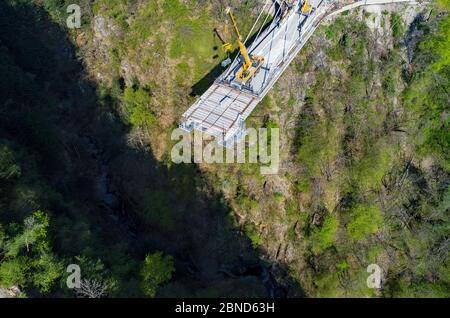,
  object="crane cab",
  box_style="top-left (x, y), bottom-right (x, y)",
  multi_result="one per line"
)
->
top-left (235, 55), bottom-right (264, 85)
